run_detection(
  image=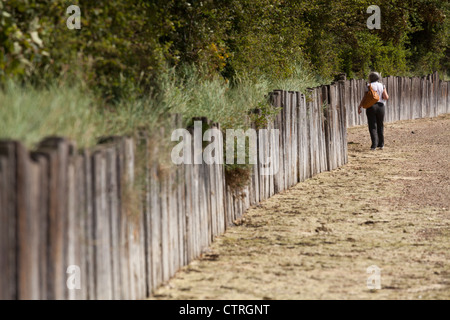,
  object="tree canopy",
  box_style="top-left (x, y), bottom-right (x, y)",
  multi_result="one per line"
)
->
top-left (1, 0), bottom-right (448, 99)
